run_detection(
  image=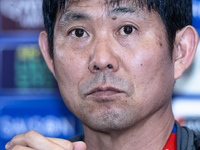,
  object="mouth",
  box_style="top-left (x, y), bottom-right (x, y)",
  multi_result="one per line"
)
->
top-left (85, 86), bottom-right (124, 100)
